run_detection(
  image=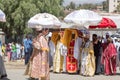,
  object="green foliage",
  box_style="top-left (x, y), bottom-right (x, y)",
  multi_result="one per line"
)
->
top-left (65, 2), bottom-right (98, 10)
top-left (0, 0), bottom-right (64, 42)
top-left (77, 4), bottom-right (97, 10)
top-left (102, 1), bottom-right (108, 11)
top-left (66, 2), bottom-right (76, 9)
